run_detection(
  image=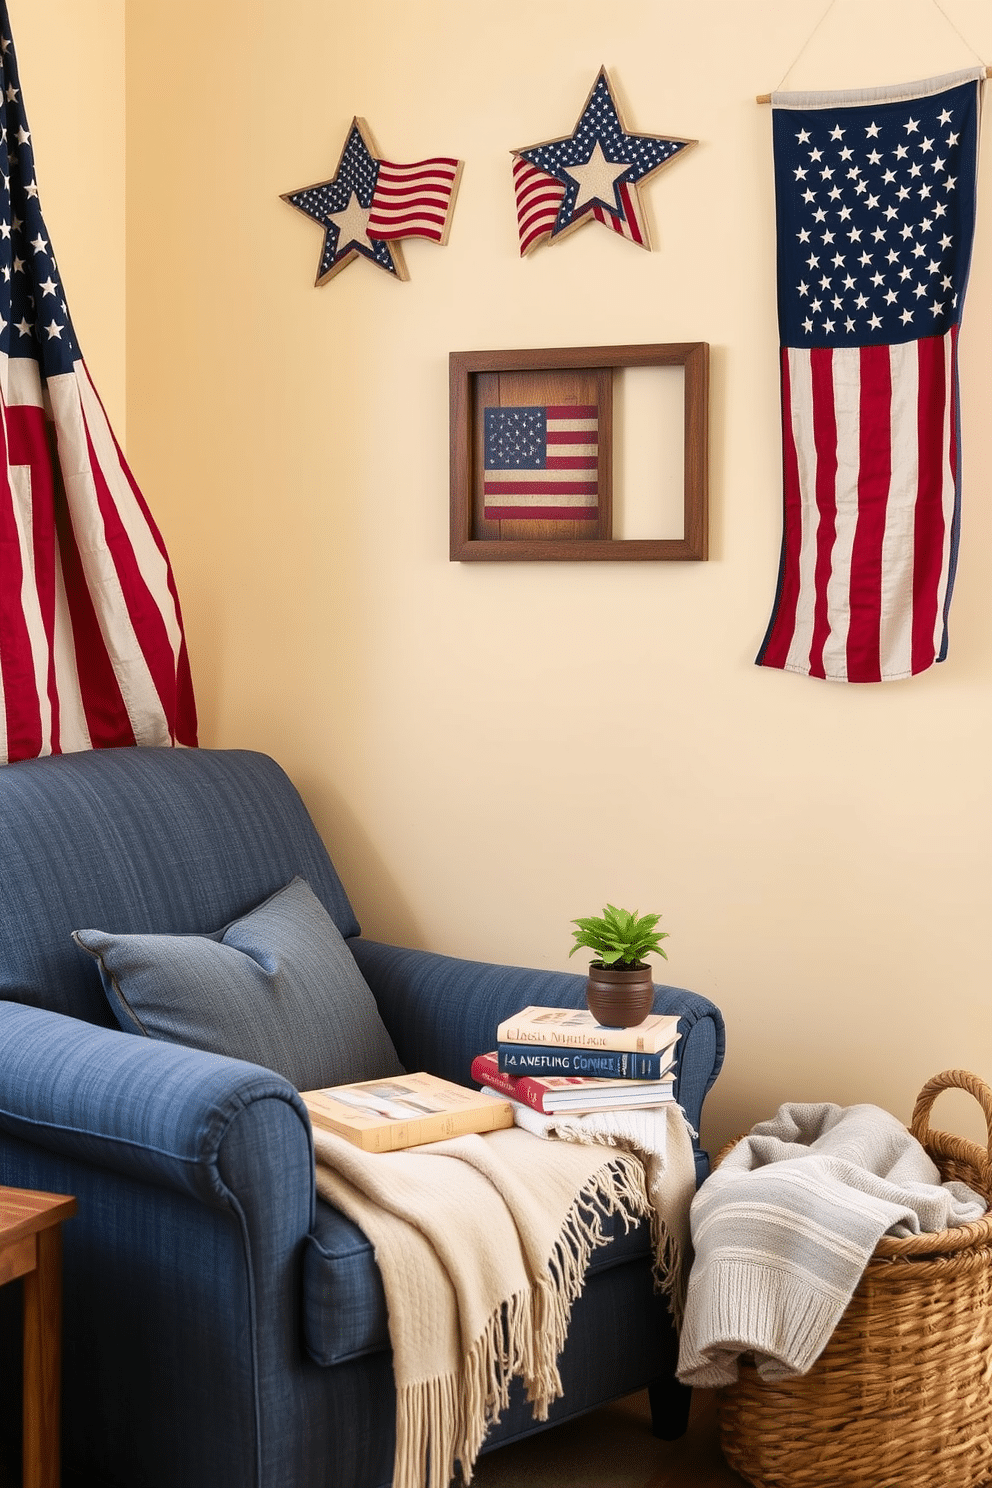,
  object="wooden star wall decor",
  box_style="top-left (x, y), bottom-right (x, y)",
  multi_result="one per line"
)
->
top-left (282, 118), bottom-right (463, 283)
top-left (512, 68), bottom-right (696, 256)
